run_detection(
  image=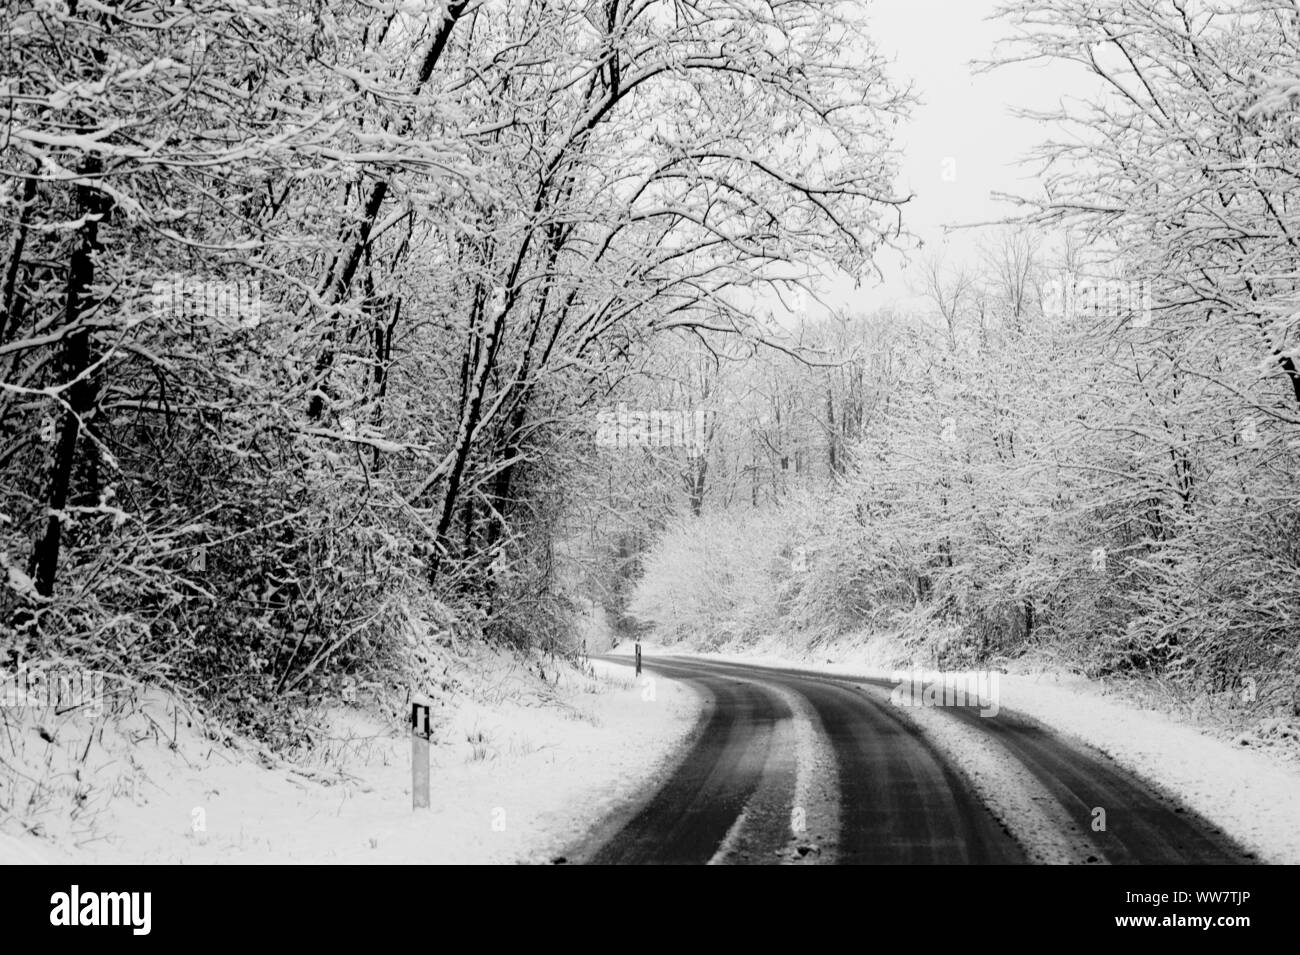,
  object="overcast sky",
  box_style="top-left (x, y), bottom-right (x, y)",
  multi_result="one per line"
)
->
top-left (807, 0), bottom-right (1087, 316)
